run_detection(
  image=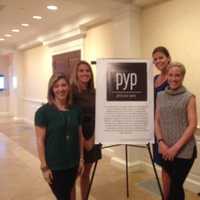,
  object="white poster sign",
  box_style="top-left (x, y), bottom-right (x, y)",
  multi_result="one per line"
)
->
top-left (95, 59), bottom-right (154, 144)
